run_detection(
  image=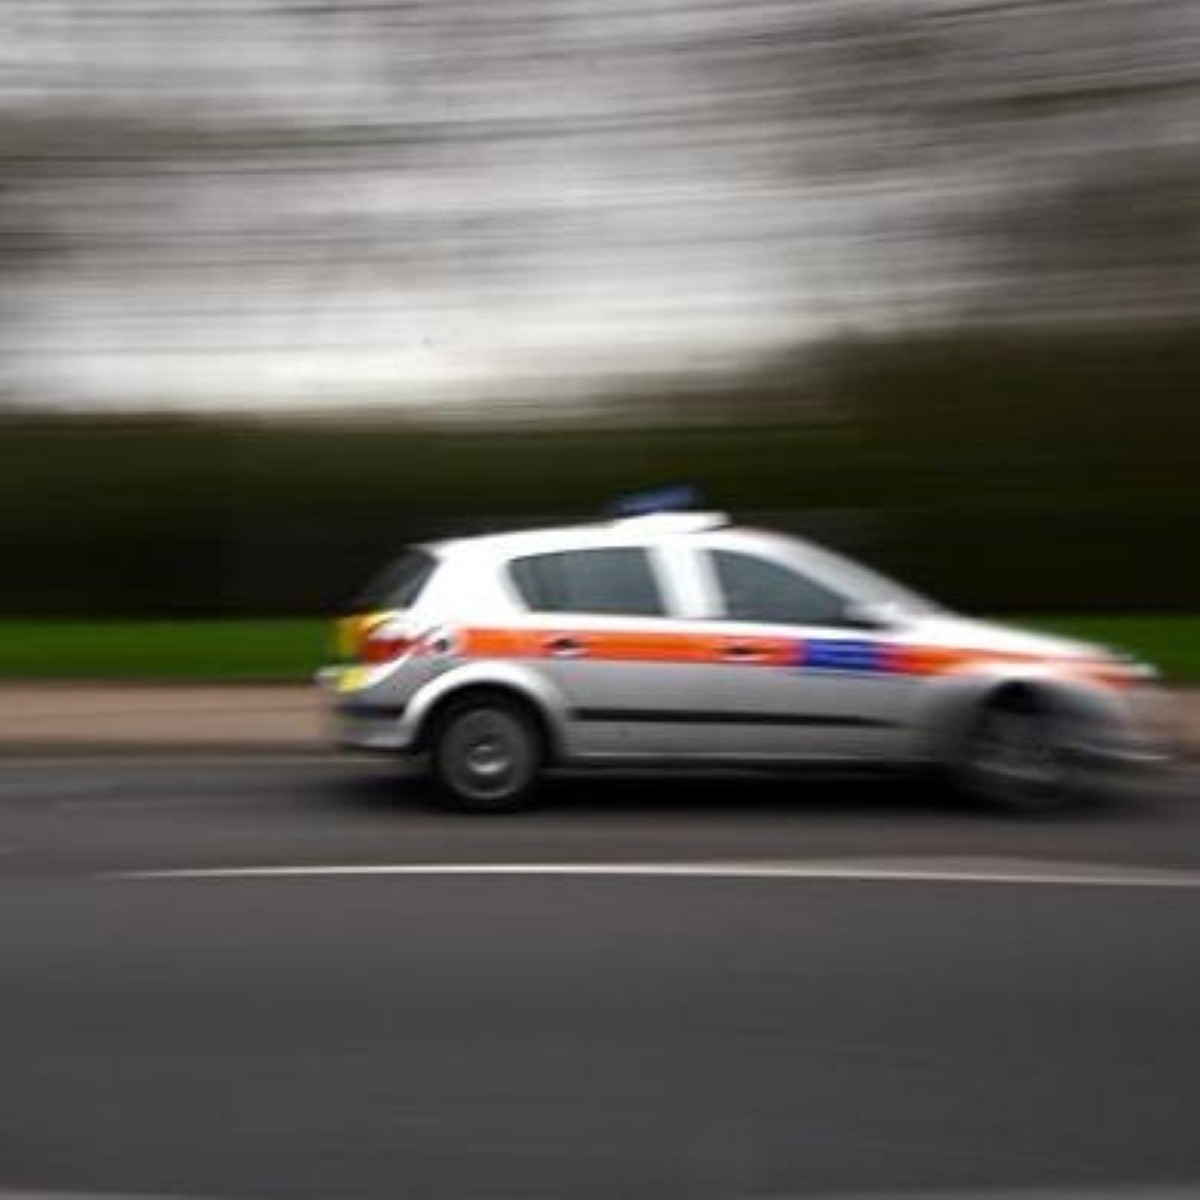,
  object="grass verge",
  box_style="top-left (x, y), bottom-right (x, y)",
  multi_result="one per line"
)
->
top-left (0, 619), bottom-right (326, 682)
